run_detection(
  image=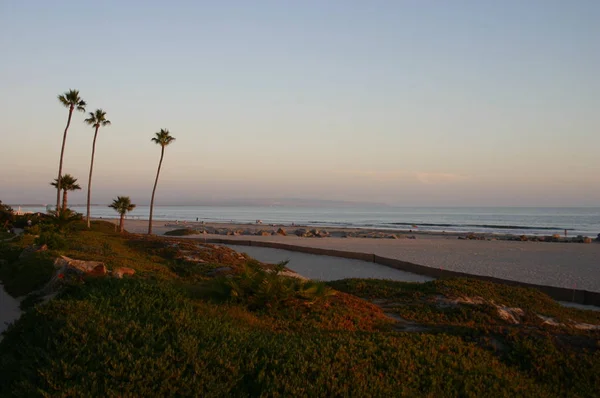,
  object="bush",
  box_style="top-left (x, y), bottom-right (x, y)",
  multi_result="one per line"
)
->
top-left (164, 228), bottom-right (201, 236)
top-left (35, 231), bottom-right (67, 250)
top-left (209, 260), bottom-right (334, 311)
top-left (0, 251), bottom-right (55, 296)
